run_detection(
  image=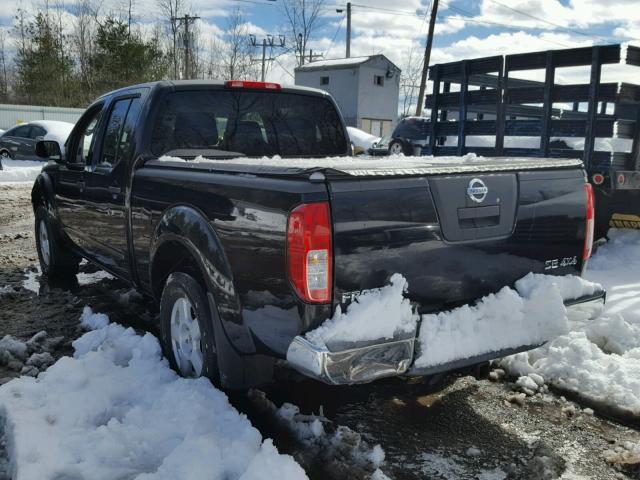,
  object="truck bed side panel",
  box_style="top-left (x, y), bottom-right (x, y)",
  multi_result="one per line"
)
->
top-left (131, 167), bottom-right (331, 356)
